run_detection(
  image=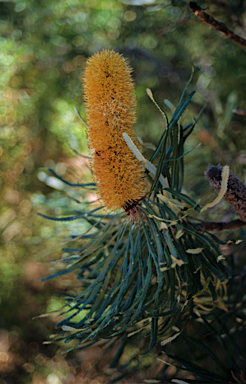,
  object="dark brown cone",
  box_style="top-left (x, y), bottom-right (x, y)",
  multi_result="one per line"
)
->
top-left (205, 164), bottom-right (246, 222)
